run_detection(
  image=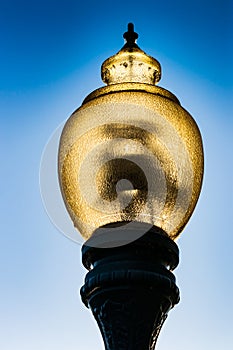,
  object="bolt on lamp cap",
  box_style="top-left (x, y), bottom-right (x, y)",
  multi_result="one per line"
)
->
top-left (123, 23), bottom-right (139, 48)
